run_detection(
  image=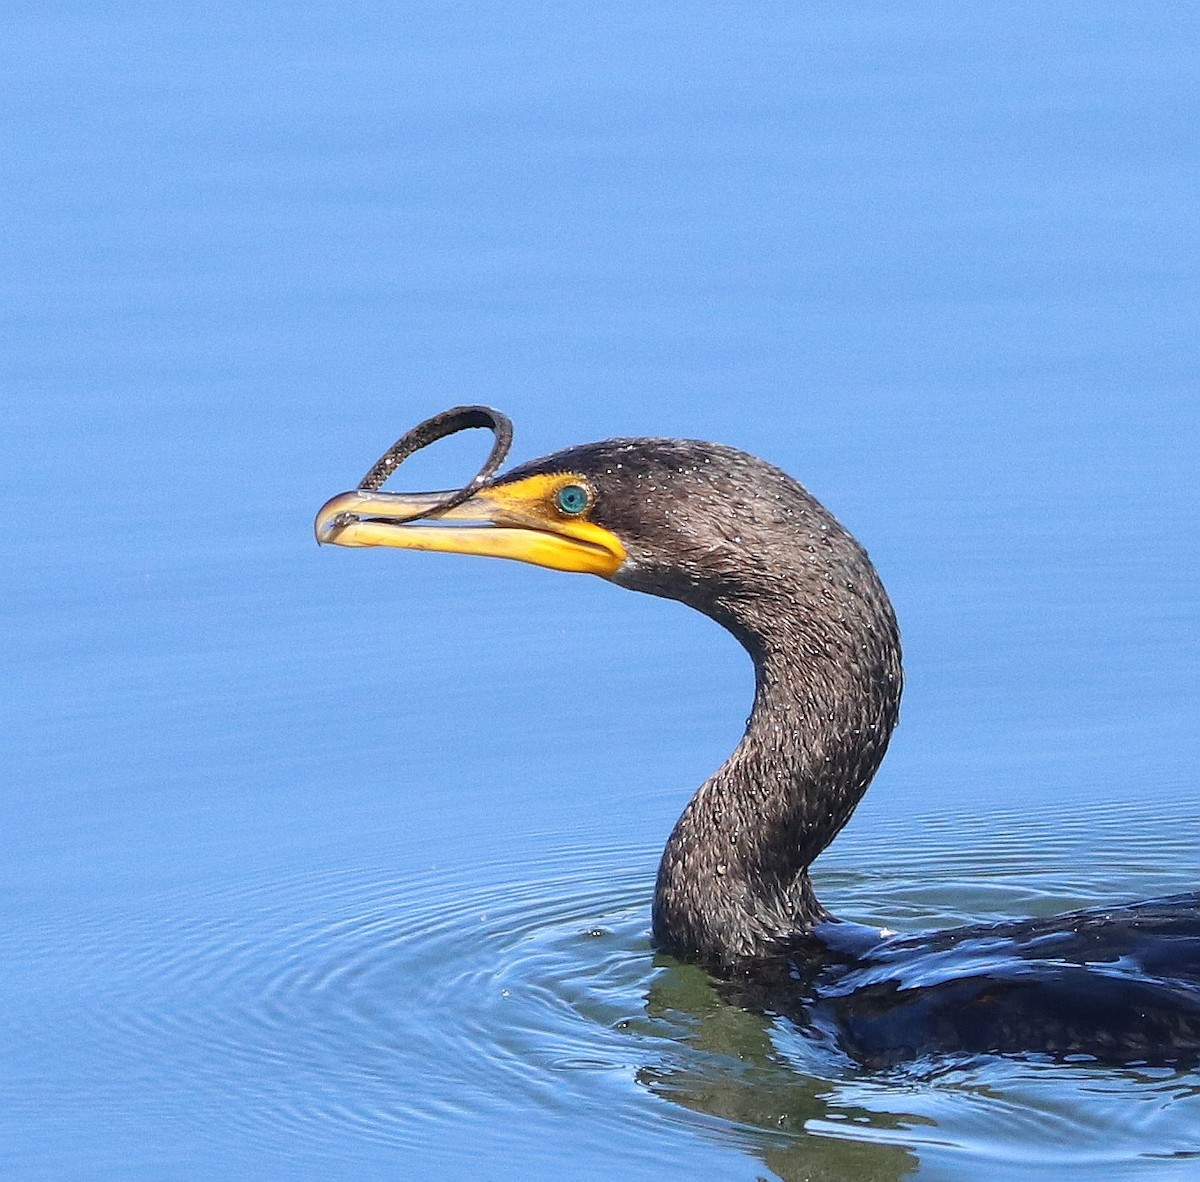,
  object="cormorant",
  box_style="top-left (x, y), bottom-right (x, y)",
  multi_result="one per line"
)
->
top-left (315, 417), bottom-right (1200, 1067)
